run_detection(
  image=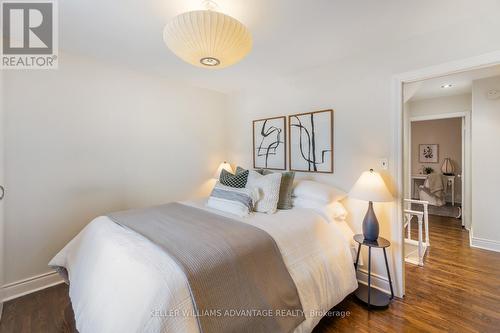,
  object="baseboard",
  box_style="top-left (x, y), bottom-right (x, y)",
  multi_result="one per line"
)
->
top-left (356, 268), bottom-right (391, 295)
top-left (470, 234), bottom-right (500, 253)
top-left (1, 271), bottom-right (64, 303)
